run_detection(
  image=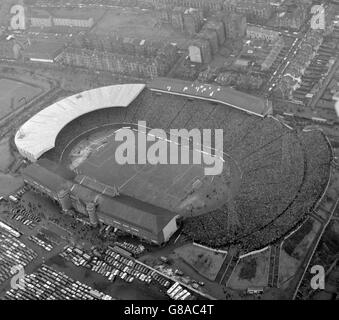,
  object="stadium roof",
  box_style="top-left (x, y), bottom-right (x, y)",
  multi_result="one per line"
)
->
top-left (148, 77), bottom-right (272, 117)
top-left (71, 183), bottom-right (178, 236)
top-left (75, 175), bottom-right (120, 198)
top-left (15, 84), bottom-right (146, 162)
top-left (22, 160), bottom-right (178, 237)
top-left (22, 161), bottom-right (72, 194)
top-left (72, 174), bottom-right (178, 235)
